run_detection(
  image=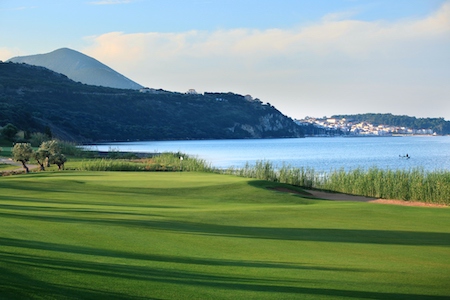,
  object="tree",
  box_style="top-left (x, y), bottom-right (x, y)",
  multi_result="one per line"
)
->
top-left (12, 143), bottom-right (33, 173)
top-left (34, 148), bottom-right (49, 171)
top-left (49, 153), bottom-right (67, 170)
top-left (35, 140), bottom-right (68, 170)
top-left (40, 140), bottom-right (62, 167)
top-left (1, 123), bottom-right (19, 141)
